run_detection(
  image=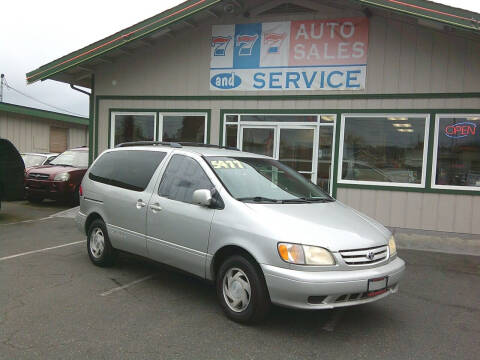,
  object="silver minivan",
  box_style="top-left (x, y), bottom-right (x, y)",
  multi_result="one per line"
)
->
top-left (76, 142), bottom-right (405, 323)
